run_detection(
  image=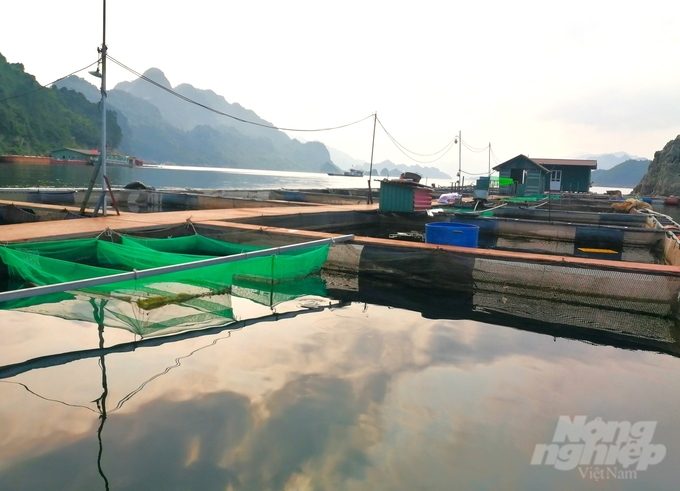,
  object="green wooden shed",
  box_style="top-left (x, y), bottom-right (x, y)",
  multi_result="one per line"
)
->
top-left (493, 155), bottom-right (597, 195)
top-left (51, 148), bottom-right (98, 163)
top-left (532, 158), bottom-right (597, 193)
top-left (379, 180), bottom-right (433, 212)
